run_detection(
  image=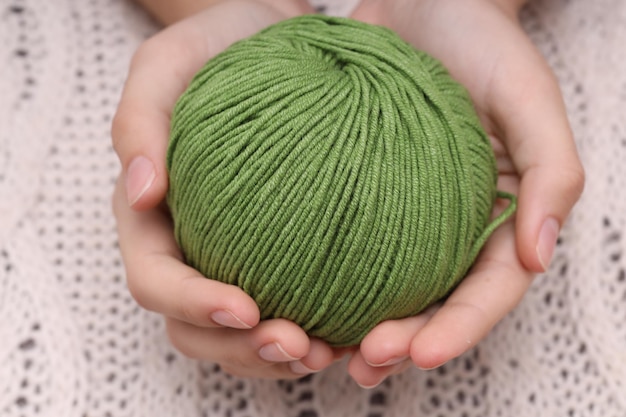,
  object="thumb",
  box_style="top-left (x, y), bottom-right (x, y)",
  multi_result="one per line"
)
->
top-left (490, 48), bottom-right (584, 272)
top-left (111, 26), bottom-right (211, 210)
top-left (111, 2), bottom-right (292, 210)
